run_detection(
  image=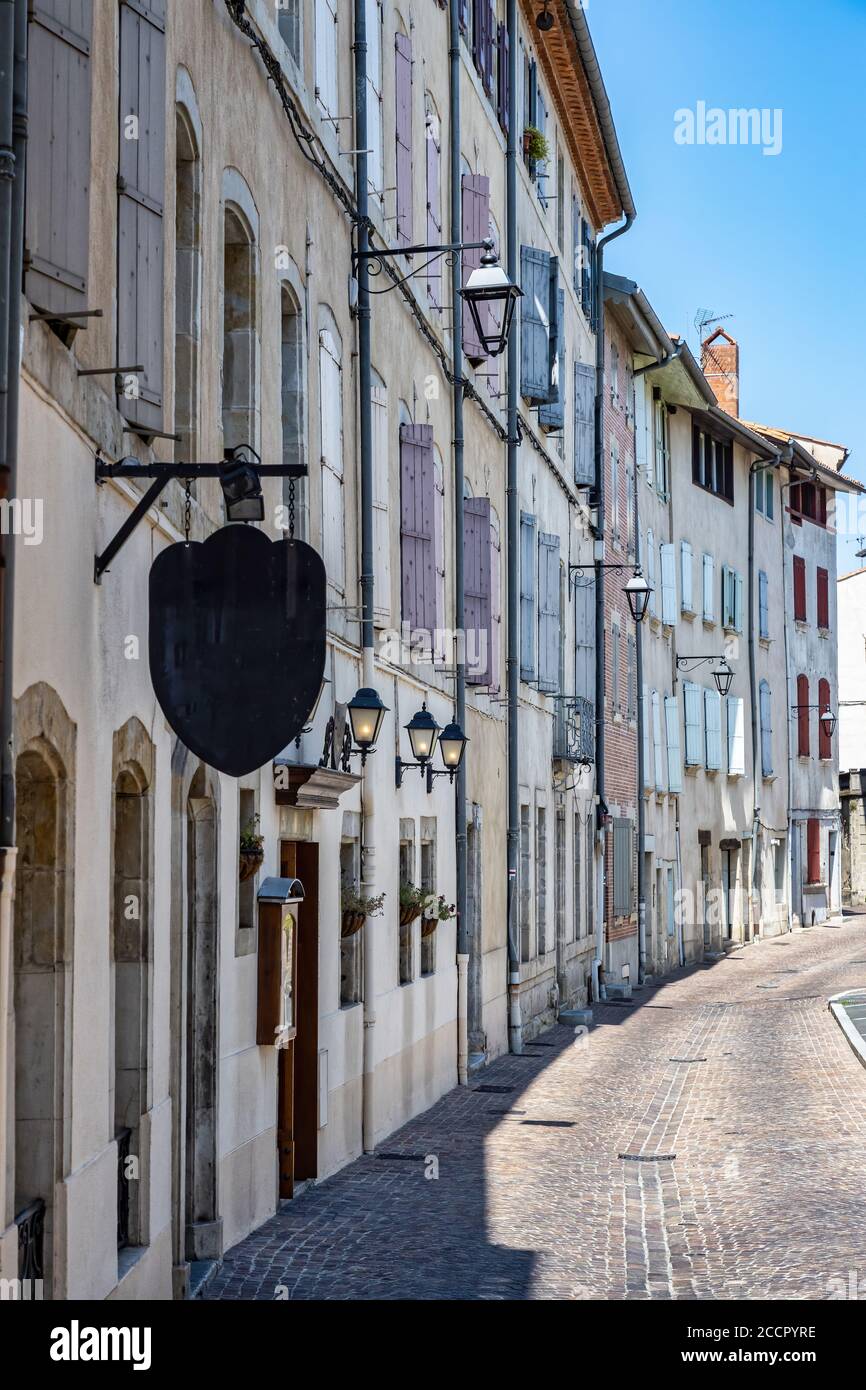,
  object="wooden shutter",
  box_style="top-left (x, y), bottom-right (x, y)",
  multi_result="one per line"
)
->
top-left (760, 681), bottom-right (773, 777)
top-left (680, 540), bottom-right (693, 613)
top-left (395, 32), bottom-right (413, 247)
top-left (612, 818), bottom-right (633, 918)
top-left (520, 245), bottom-right (551, 402)
top-left (793, 554), bottom-right (806, 622)
top-left (520, 511), bottom-right (536, 680)
top-left (25, 1), bottom-right (93, 313)
top-left (537, 533), bottom-right (560, 693)
top-left (660, 543), bottom-right (677, 626)
top-left (425, 114), bottom-right (441, 308)
top-left (626, 635), bottom-right (636, 719)
top-left (462, 174), bottom-right (490, 363)
top-left (646, 529), bottom-right (657, 619)
top-left (816, 566), bottom-right (829, 629)
top-left (315, 0), bottom-right (339, 117)
top-left (642, 685), bottom-right (653, 790)
top-left (797, 673), bottom-right (810, 756)
top-left (573, 362), bottom-right (595, 485)
top-left (571, 196), bottom-right (581, 294)
top-left (319, 330), bottom-right (345, 591)
top-left (818, 677), bottom-right (832, 759)
top-left (727, 696), bottom-right (745, 774)
top-left (664, 694), bottom-right (682, 793)
top-left (703, 688), bottom-right (721, 769)
top-left (734, 572), bottom-right (744, 633)
top-left (465, 497), bottom-right (492, 685)
top-left (539, 287), bottom-right (565, 430)
top-left (372, 383), bottom-right (390, 623)
top-left (651, 691), bottom-right (664, 791)
top-left (117, 0), bottom-right (166, 428)
top-left (807, 818), bottom-right (821, 885)
top-left (496, 22), bottom-right (509, 134)
top-left (702, 552), bottom-right (714, 622)
top-left (683, 681), bottom-right (702, 766)
top-left (634, 375), bottom-right (650, 484)
top-left (573, 573), bottom-right (593, 699)
top-left (758, 569), bottom-right (769, 639)
top-left (400, 423), bottom-right (436, 631)
top-left (483, 0), bottom-right (496, 97)
top-left (610, 622), bottom-right (620, 713)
